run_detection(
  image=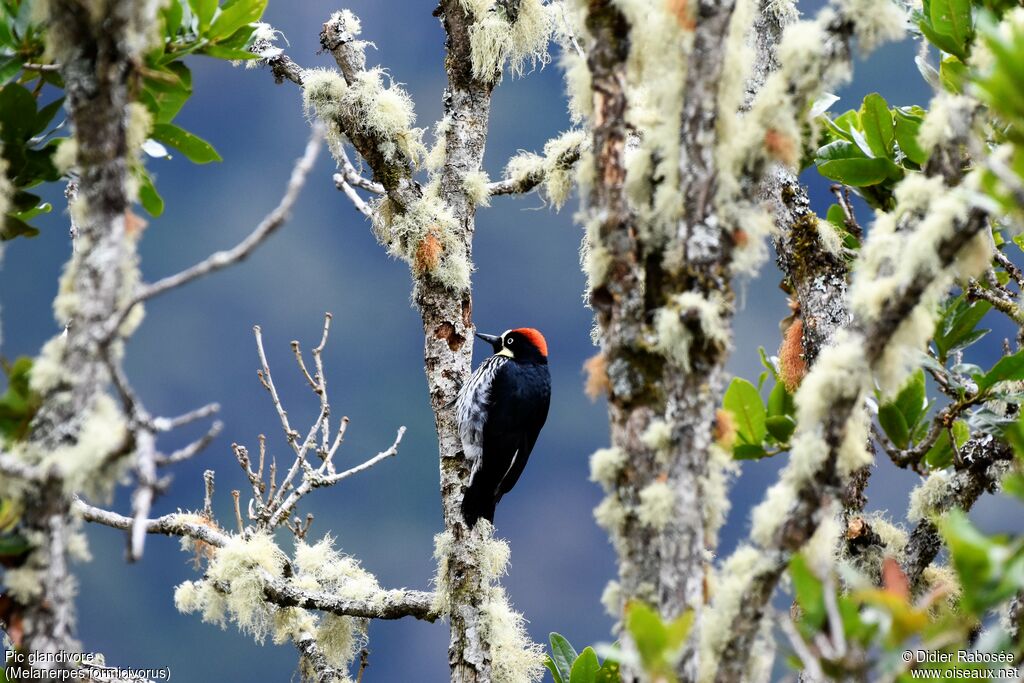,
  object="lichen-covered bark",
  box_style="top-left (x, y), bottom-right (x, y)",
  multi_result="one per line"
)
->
top-left (582, 1), bottom-right (739, 679)
top-left (428, 4), bottom-right (496, 682)
top-left (16, 1), bottom-right (156, 672)
top-left (902, 437), bottom-right (1013, 590)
